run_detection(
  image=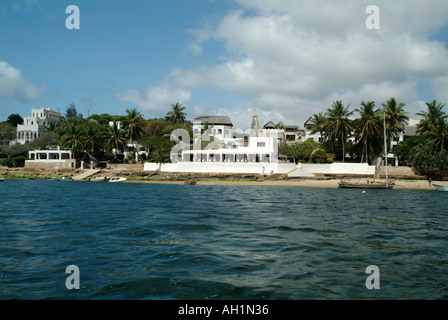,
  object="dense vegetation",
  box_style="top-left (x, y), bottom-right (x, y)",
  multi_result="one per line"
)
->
top-left (1, 98), bottom-right (447, 177)
top-left (0, 103), bottom-right (191, 167)
top-left (280, 98), bottom-right (448, 177)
